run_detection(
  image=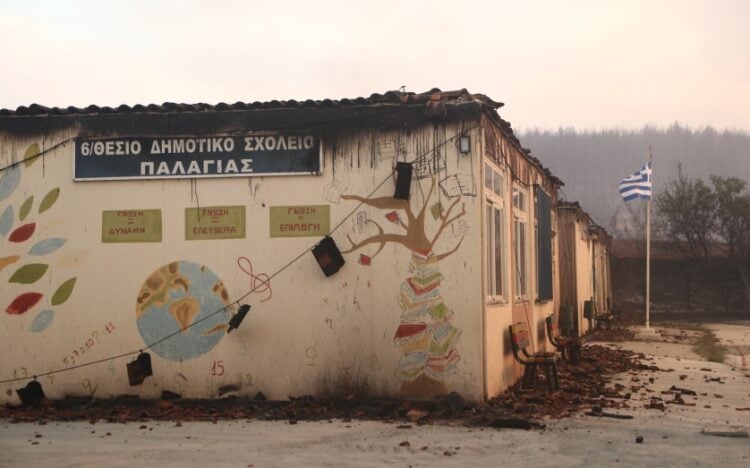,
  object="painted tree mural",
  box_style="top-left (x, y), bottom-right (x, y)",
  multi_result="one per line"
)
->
top-left (341, 176), bottom-right (466, 395)
top-left (0, 143), bottom-right (75, 331)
